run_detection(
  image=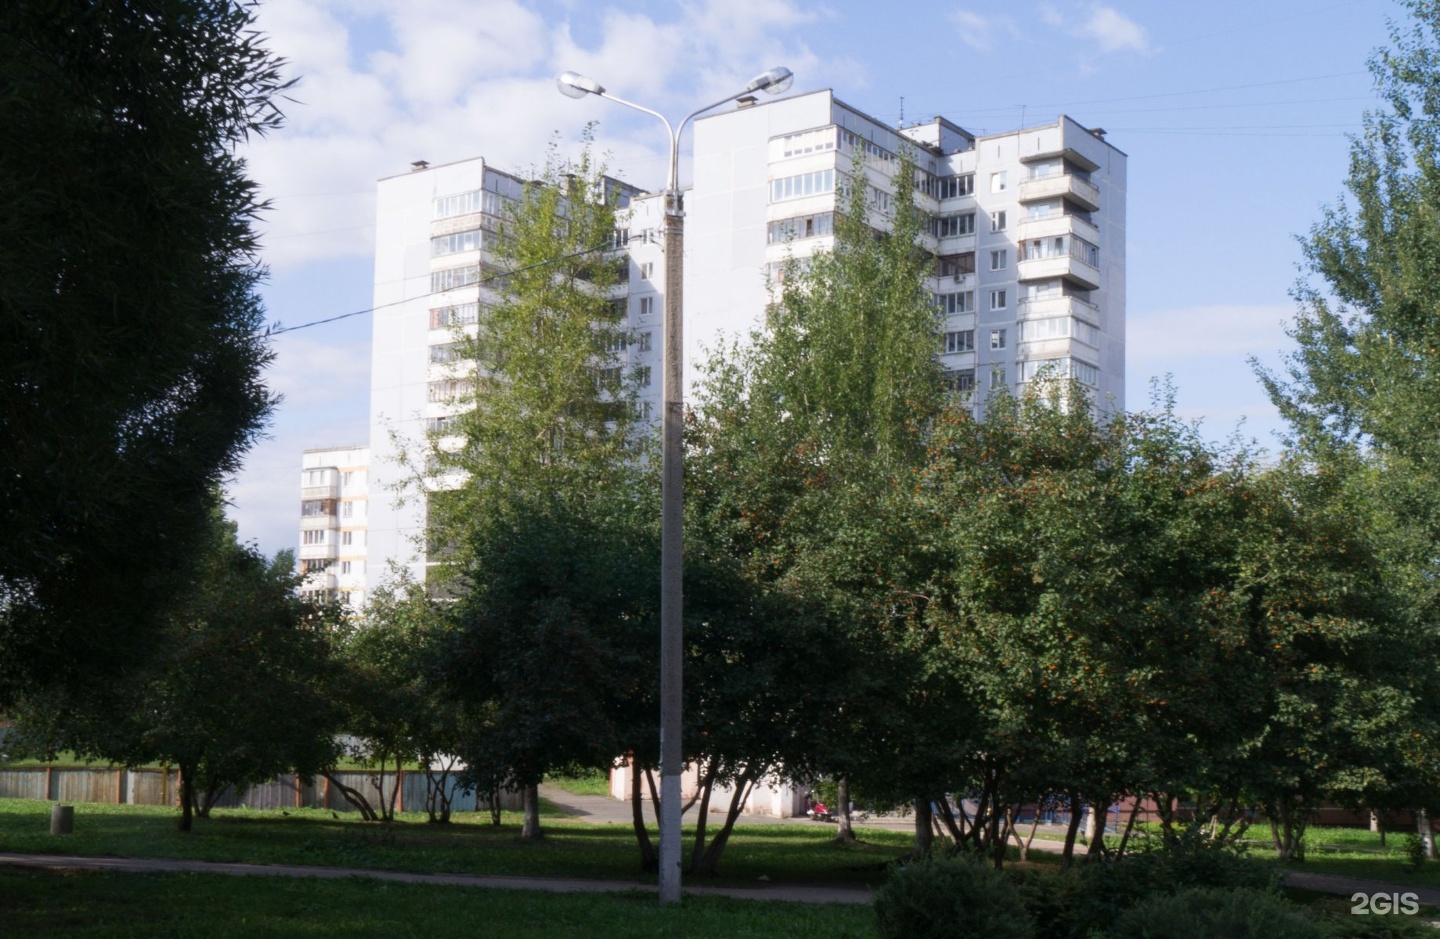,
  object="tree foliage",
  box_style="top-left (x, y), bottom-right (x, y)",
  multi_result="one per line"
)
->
top-left (0, 0), bottom-right (286, 705)
top-left (425, 142), bottom-right (654, 841)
